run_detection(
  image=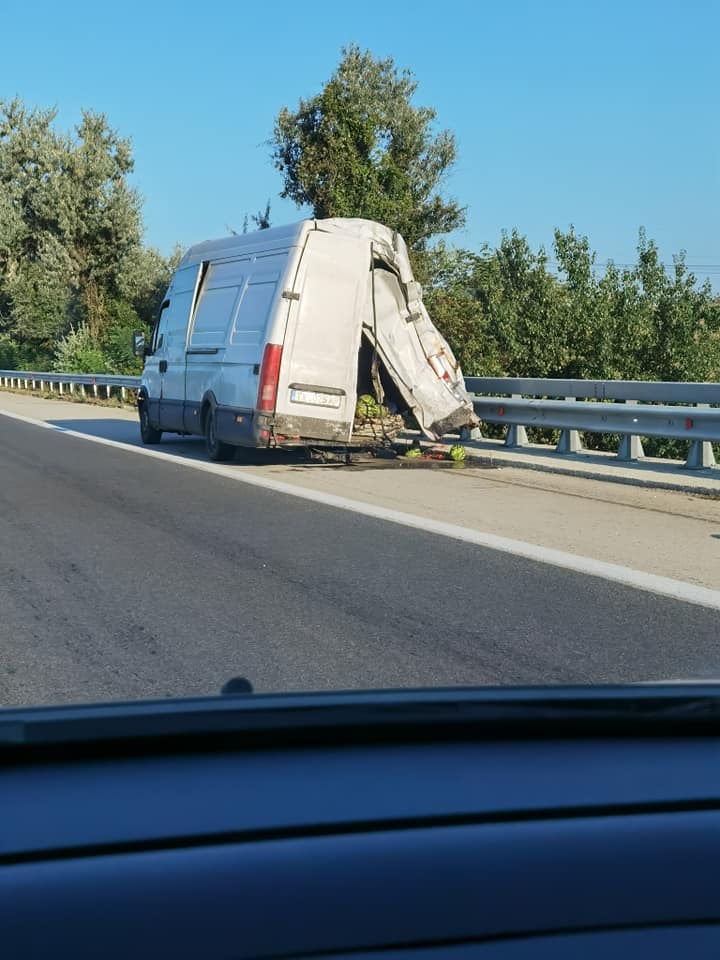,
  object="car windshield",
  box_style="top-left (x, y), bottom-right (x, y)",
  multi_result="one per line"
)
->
top-left (0, 0), bottom-right (718, 709)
